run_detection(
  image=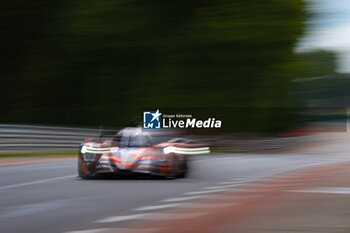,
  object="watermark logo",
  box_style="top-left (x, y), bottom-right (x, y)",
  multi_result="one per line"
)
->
top-left (143, 109), bottom-right (222, 129)
top-left (143, 109), bottom-right (162, 129)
